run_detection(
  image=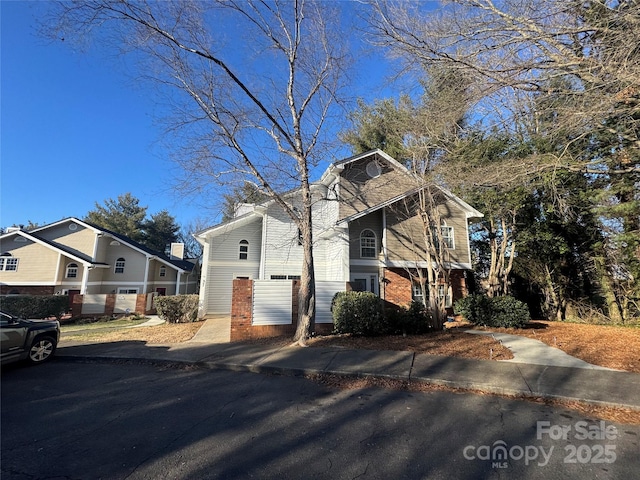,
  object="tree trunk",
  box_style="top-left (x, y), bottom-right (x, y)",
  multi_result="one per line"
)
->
top-left (293, 189), bottom-right (316, 345)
